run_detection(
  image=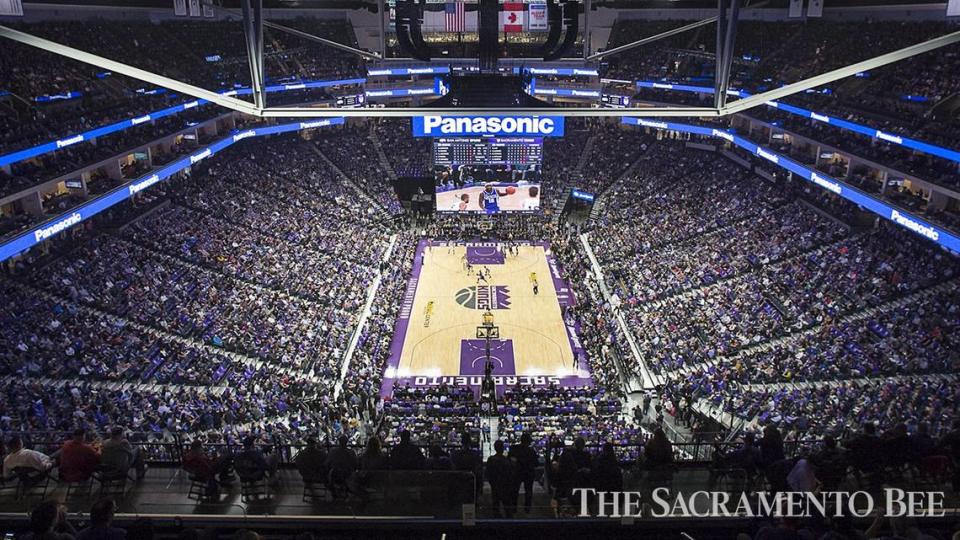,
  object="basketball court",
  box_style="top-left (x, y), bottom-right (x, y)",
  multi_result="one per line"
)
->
top-left (380, 240), bottom-right (593, 397)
